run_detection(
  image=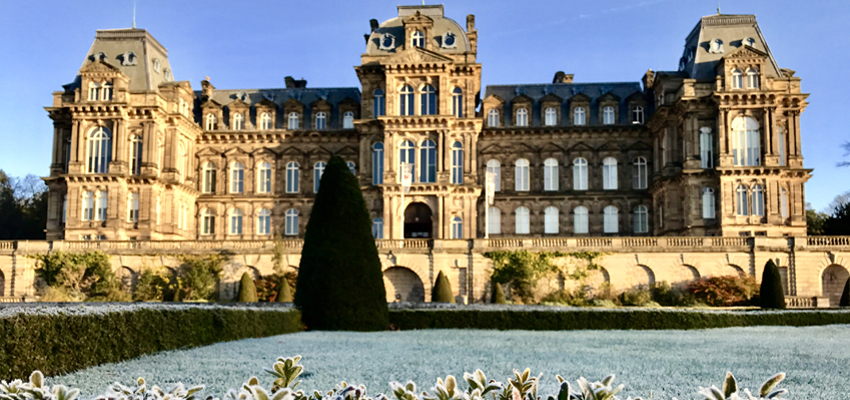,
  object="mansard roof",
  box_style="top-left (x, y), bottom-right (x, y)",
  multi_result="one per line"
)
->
top-left (75, 28), bottom-right (174, 92)
top-left (485, 82), bottom-right (642, 105)
top-left (198, 87), bottom-right (362, 109)
top-left (364, 5), bottom-right (471, 56)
